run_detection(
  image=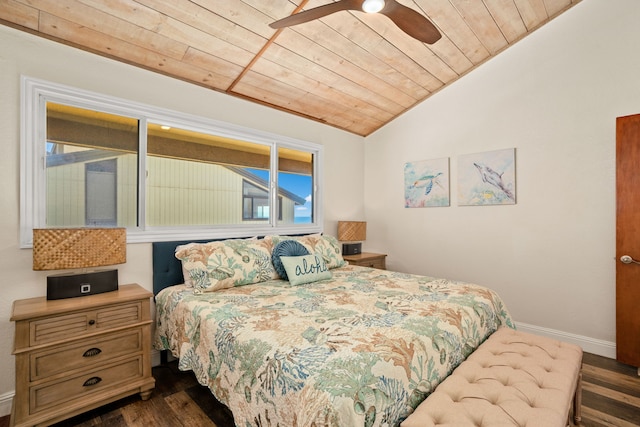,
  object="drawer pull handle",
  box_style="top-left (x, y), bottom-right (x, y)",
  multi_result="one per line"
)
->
top-left (83, 347), bottom-right (102, 358)
top-left (88, 319), bottom-right (96, 325)
top-left (83, 377), bottom-right (102, 387)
